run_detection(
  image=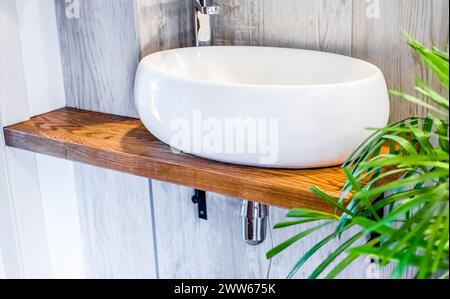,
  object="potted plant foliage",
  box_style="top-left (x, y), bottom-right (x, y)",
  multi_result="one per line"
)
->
top-left (267, 36), bottom-right (449, 279)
